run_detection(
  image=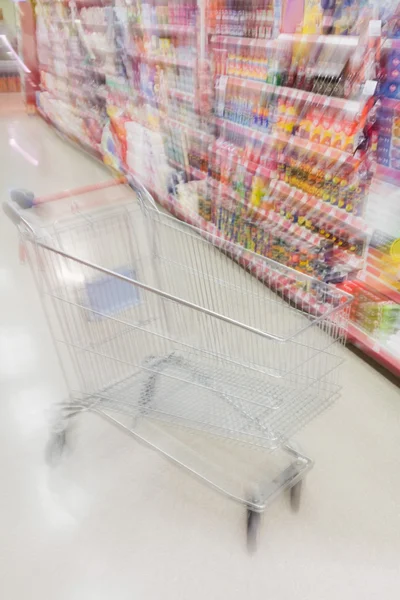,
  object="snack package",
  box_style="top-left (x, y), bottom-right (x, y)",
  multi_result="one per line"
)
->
top-left (302, 0), bottom-right (323, 34)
